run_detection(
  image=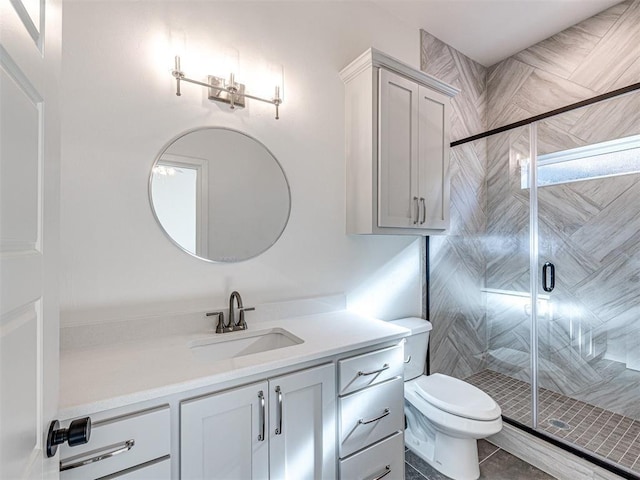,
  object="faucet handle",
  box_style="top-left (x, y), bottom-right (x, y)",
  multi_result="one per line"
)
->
top-left (206, 311), bottom-right (227, 334)
top-left (234, 307), bottom-right (255, 331)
